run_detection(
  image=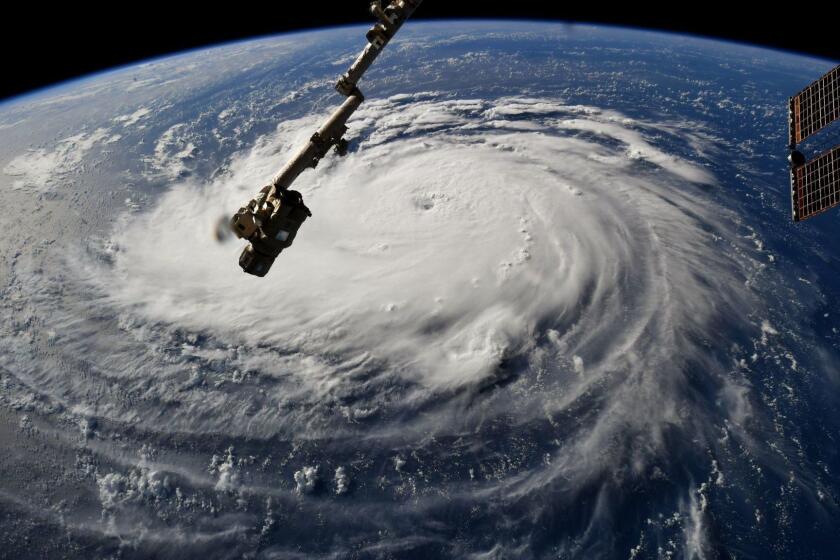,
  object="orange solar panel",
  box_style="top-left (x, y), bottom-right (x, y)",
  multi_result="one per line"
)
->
top-left (789, 65), bottom-right (840, 146)
top-left (791, 145), bottom-right (840, 221)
